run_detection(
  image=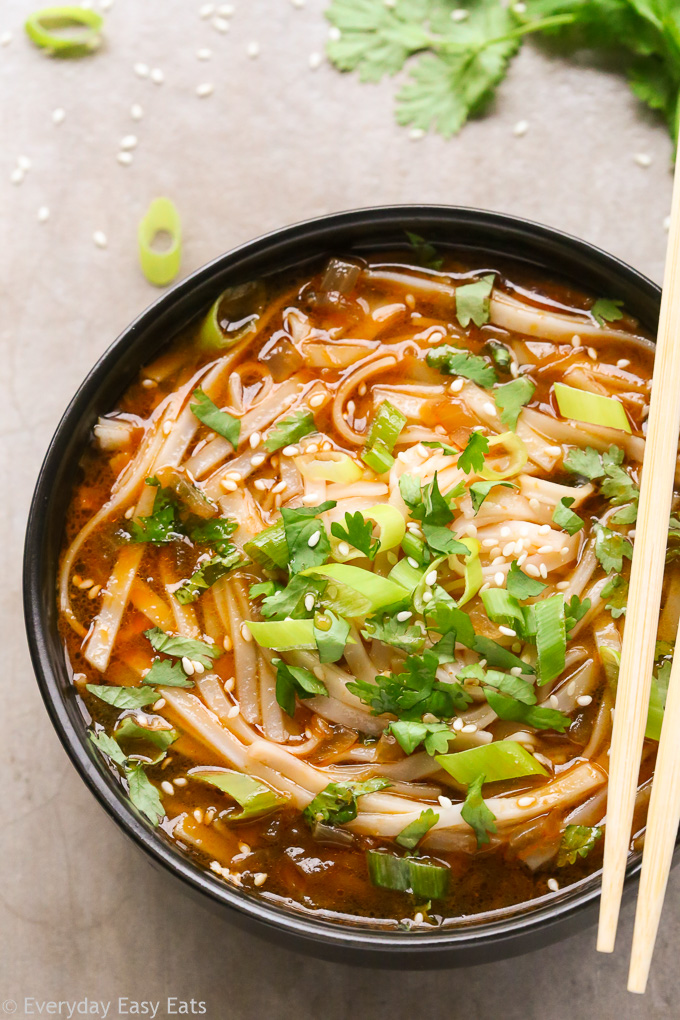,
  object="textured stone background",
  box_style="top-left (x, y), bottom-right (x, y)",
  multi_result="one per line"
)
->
top-left (0, 1), bottom-right (675, 1016)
